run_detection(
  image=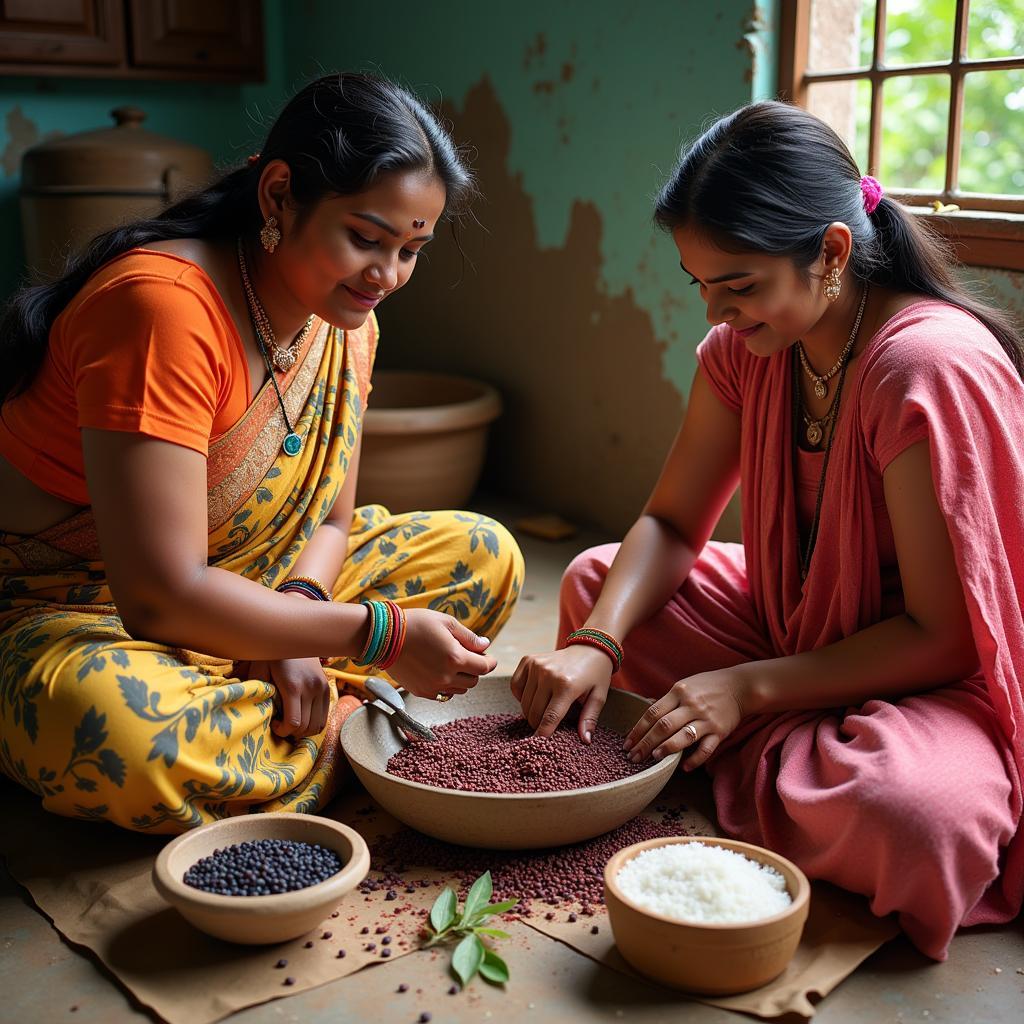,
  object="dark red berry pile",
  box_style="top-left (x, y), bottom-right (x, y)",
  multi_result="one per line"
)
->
top-left (386, 714), bottom-right (647, 793)
top-left (367, 813), bottom-right (698, 907)
top-left (183, 839), bottom-right (343, 896)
